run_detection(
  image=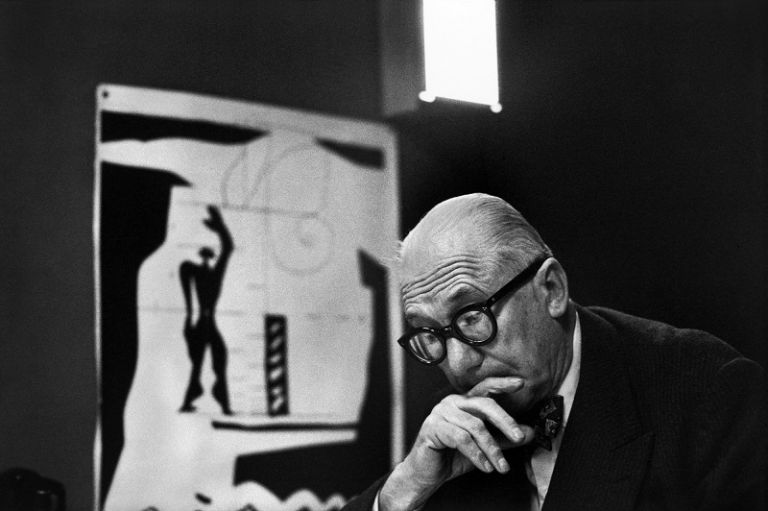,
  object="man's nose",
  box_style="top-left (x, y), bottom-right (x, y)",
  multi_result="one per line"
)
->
top-left (443, 335), bottom-right (483, 373)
